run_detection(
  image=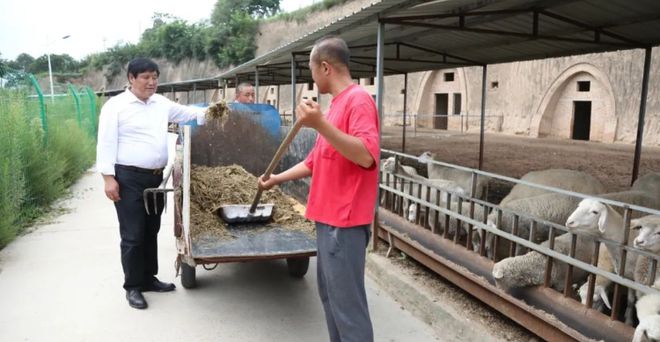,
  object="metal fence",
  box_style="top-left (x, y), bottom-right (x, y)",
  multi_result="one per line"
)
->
top-left (6, 73), bottom-right (100, 142)
top-left (377, 149), bottom-right (660, 341)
